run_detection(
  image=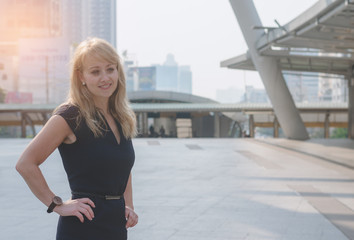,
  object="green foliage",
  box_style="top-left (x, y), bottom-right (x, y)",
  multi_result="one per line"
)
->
top-left (331, 128), bottom-right (347, 138)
